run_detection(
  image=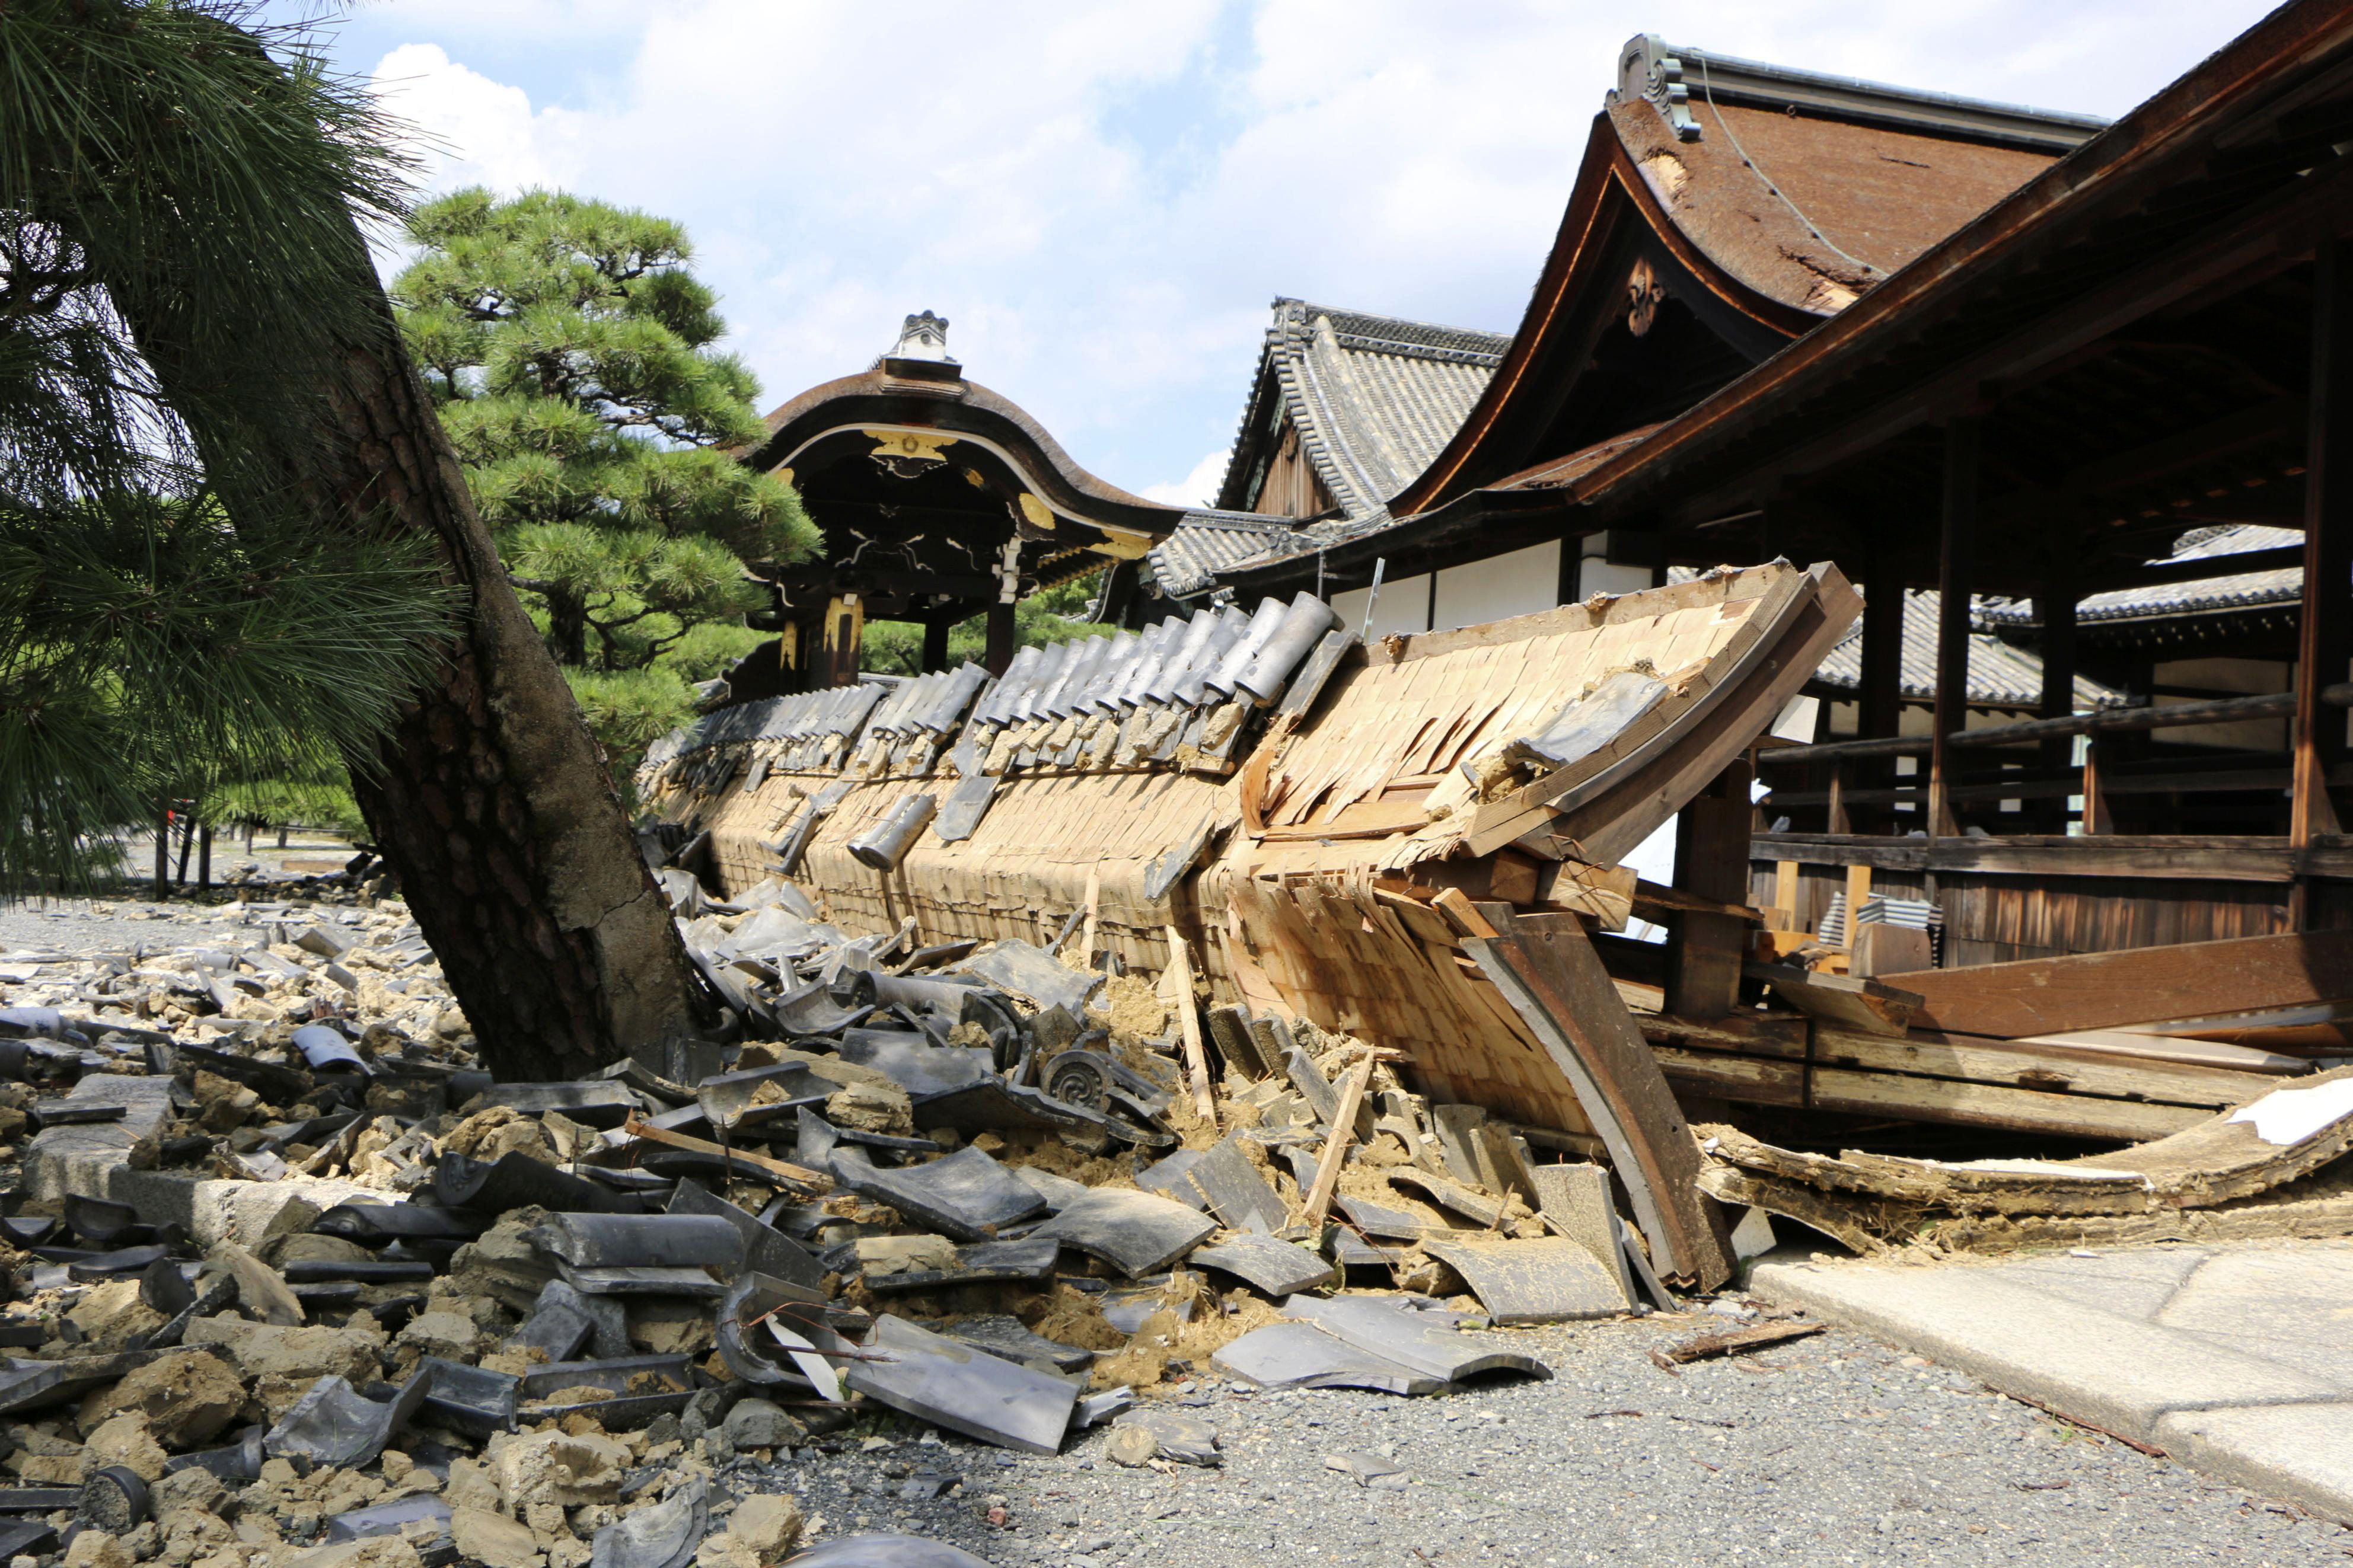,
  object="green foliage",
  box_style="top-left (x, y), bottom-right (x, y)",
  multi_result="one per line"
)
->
top-left (206, 767), bottom-right (368, 841)
top-left (0, 2), bottom-right (460, 893)
top-left (392, 189), bottom-right (817, 681)
top-left (862, 570), bottom-right (1113, 676)
top-left (565, 666), bottom-right (700, 808)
